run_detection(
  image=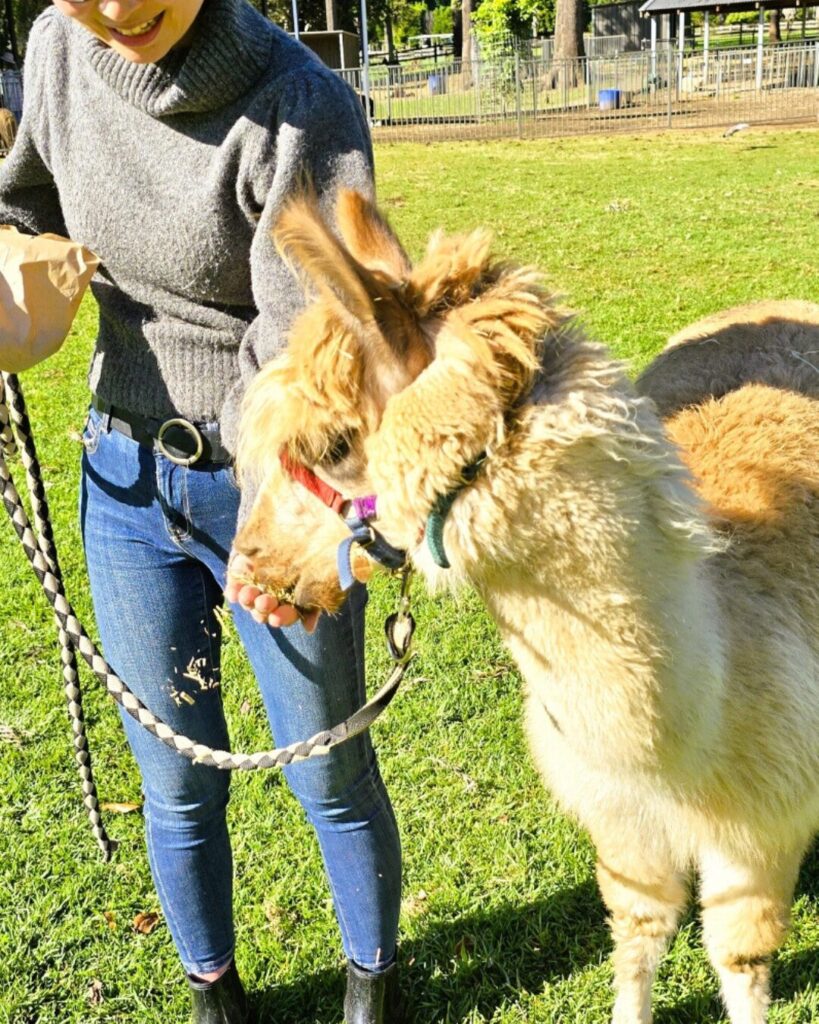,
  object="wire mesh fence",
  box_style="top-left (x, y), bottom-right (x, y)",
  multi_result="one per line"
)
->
top-left (340, 40), bottom-right (819, 143)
